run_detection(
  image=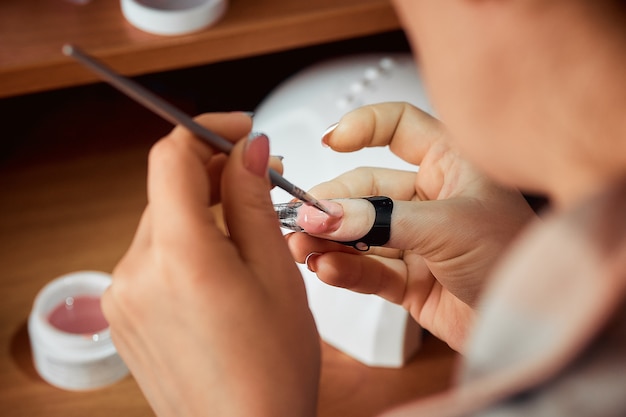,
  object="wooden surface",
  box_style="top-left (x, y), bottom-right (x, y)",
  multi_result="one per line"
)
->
top-left (0, 0), bottom-right (400, 98)
top-left (0, 40), bottom-right (456, 415)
